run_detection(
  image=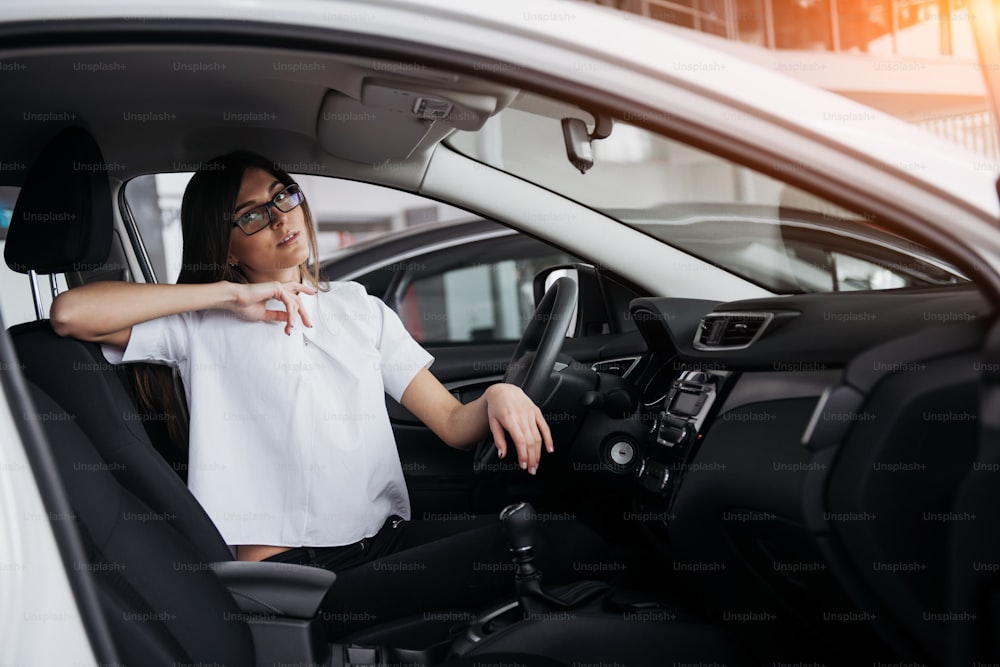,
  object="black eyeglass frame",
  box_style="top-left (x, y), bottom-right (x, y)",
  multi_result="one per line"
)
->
top-left (231, 183), bottom-right (305, 236)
